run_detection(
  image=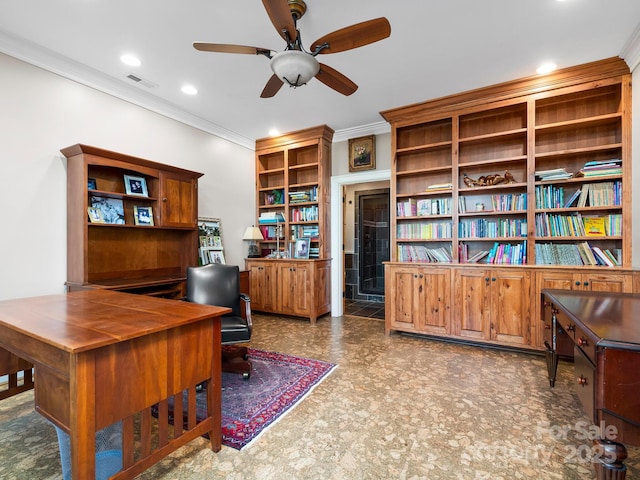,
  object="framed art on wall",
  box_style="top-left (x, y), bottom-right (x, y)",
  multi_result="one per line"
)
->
top-left (348, 135), bottom-right (376, 172)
